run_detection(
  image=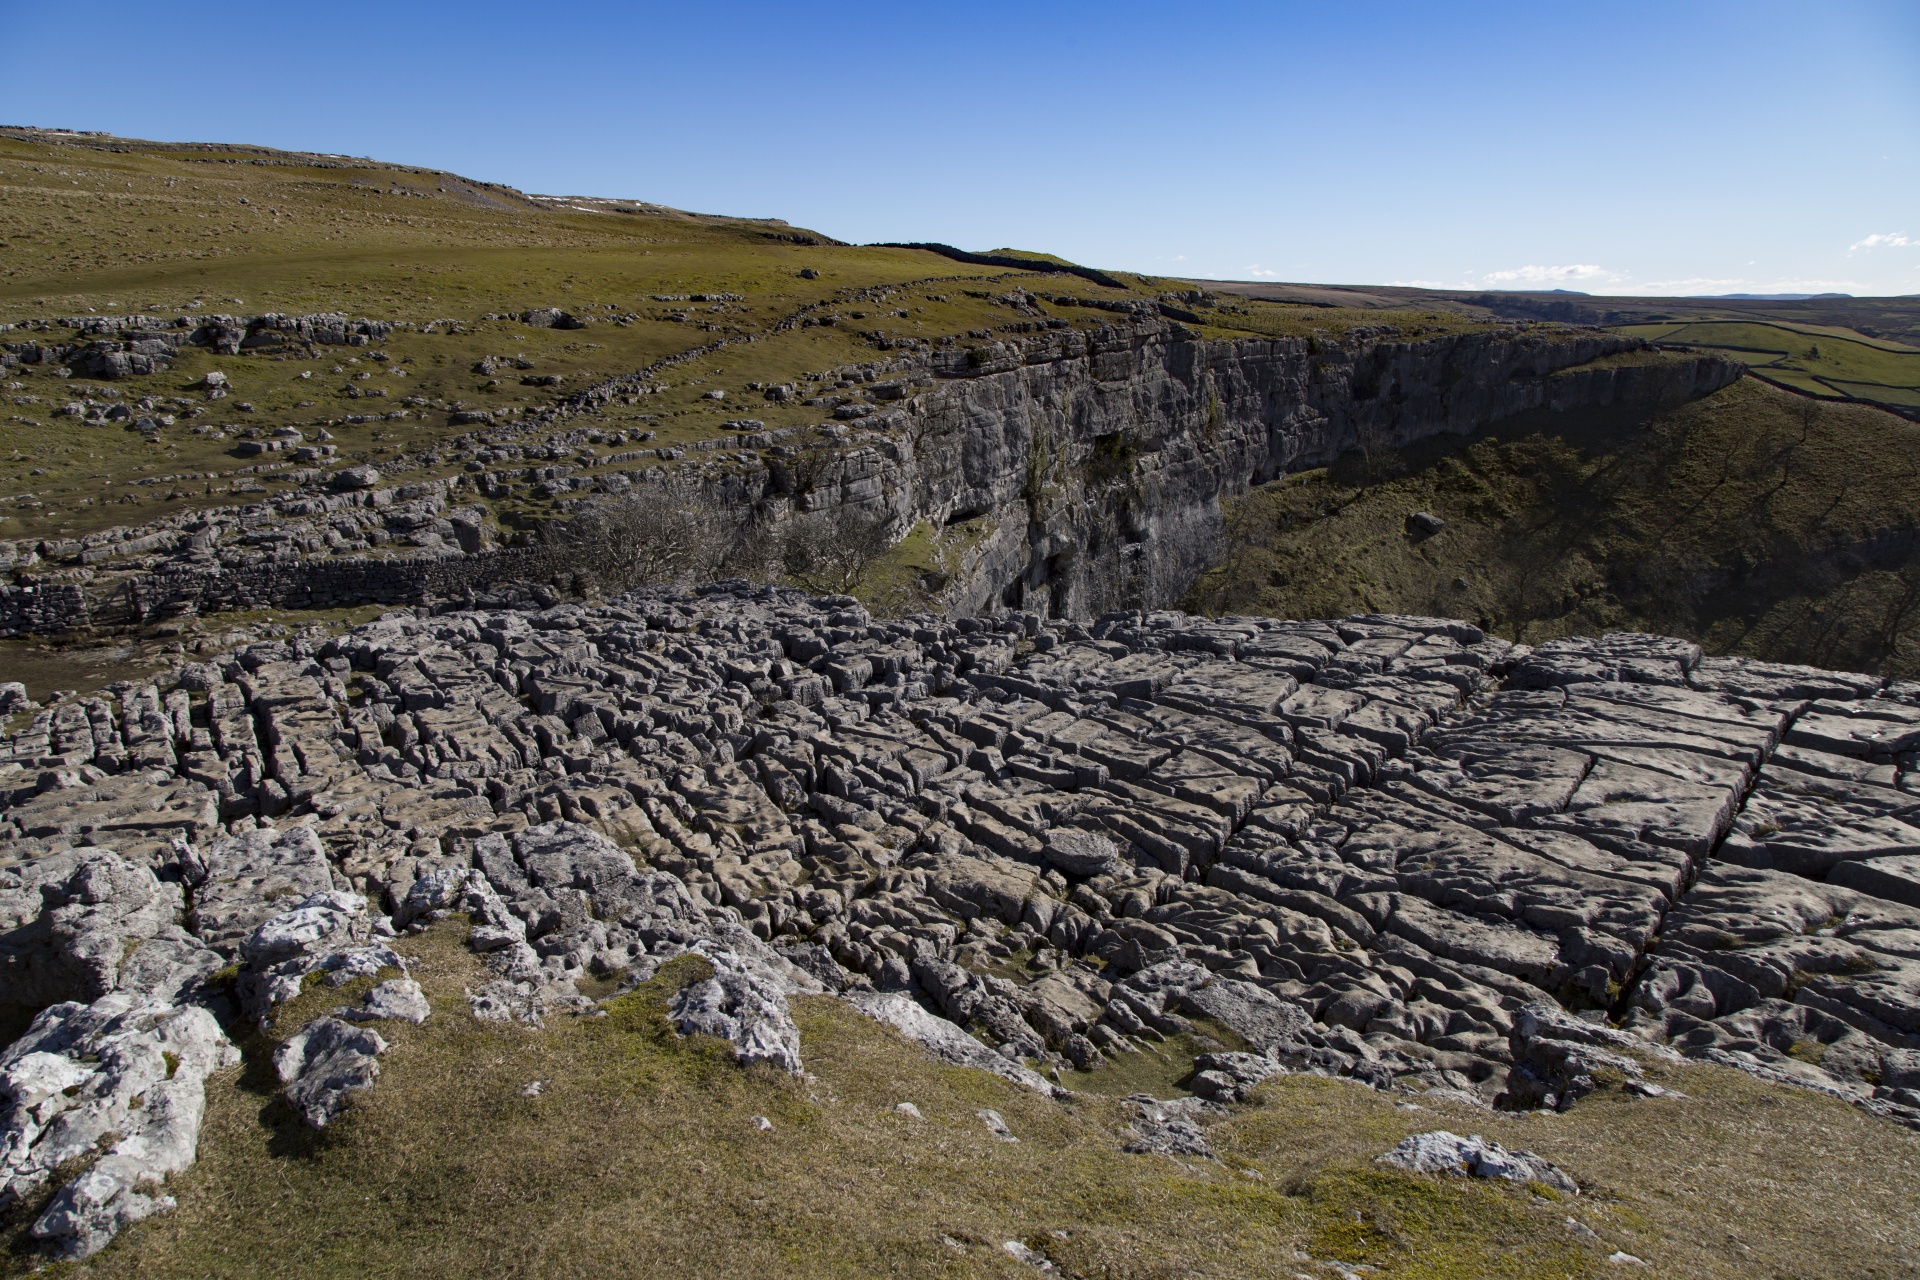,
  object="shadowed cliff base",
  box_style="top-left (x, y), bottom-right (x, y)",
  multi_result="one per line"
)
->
top-left (1185, 377), bottom-right (1920, 679)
